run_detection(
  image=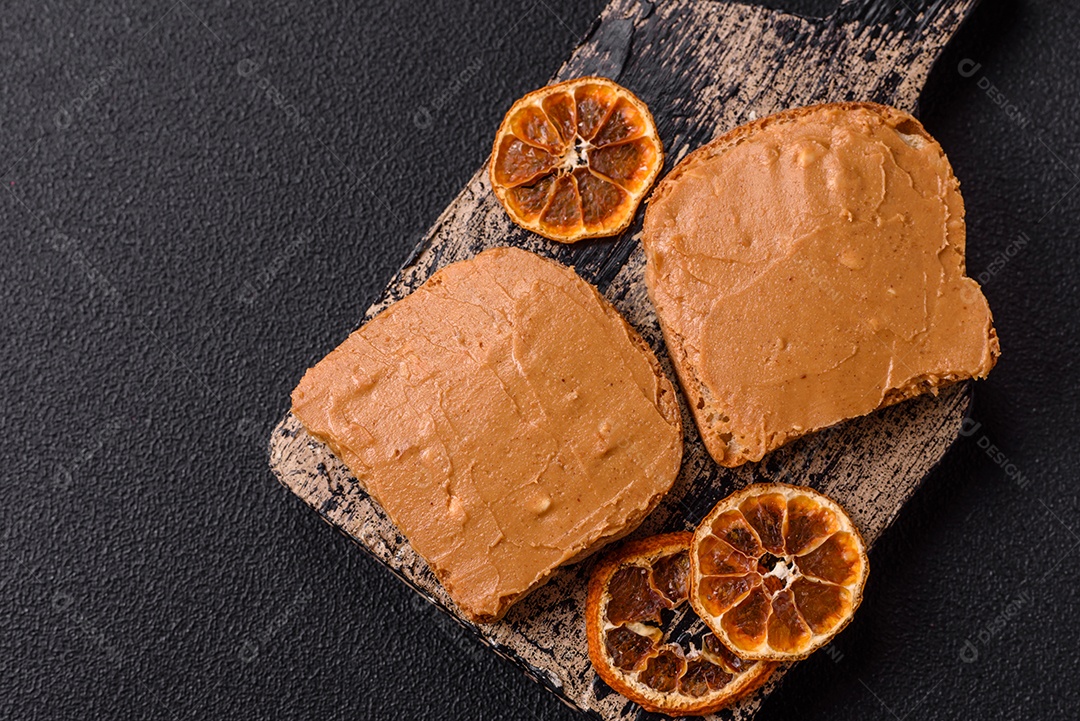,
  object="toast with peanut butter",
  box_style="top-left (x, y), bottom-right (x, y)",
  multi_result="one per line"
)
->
top-left (292, 247), bottom-right (683, 622)
top-left (642, 102), bottom-right (999, 467)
